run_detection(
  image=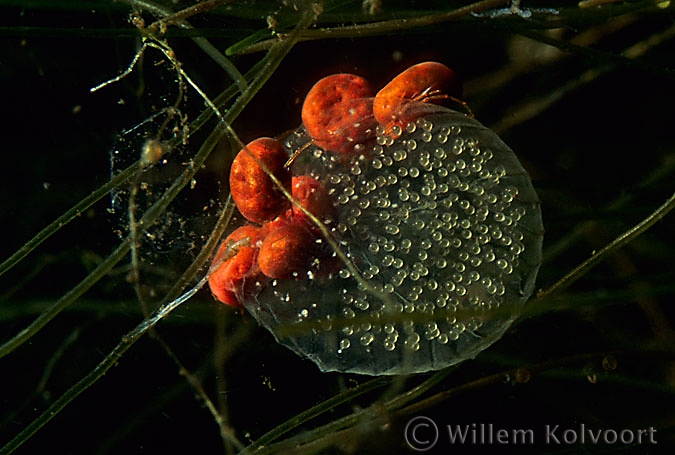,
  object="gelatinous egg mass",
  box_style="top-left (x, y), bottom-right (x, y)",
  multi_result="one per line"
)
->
top-left (243, 108), bottom-right (543, 375)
